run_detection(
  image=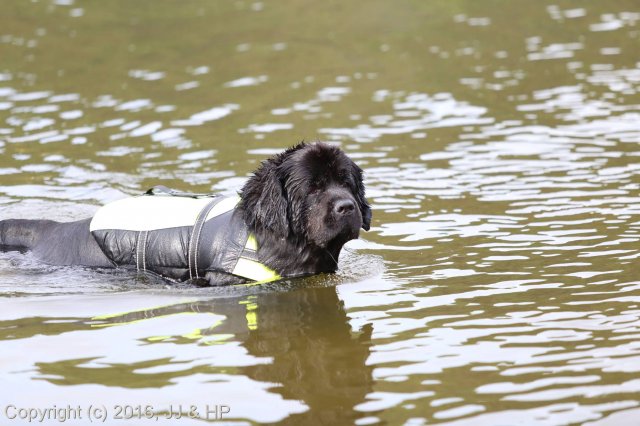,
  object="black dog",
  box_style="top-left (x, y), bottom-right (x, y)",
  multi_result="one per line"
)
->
top-left (0, 142), bottom-right (371, 286)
